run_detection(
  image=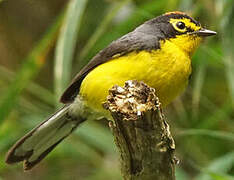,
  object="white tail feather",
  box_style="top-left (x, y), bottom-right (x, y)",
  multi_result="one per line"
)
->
top-left (6, 105), bottom-right (84, 170)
